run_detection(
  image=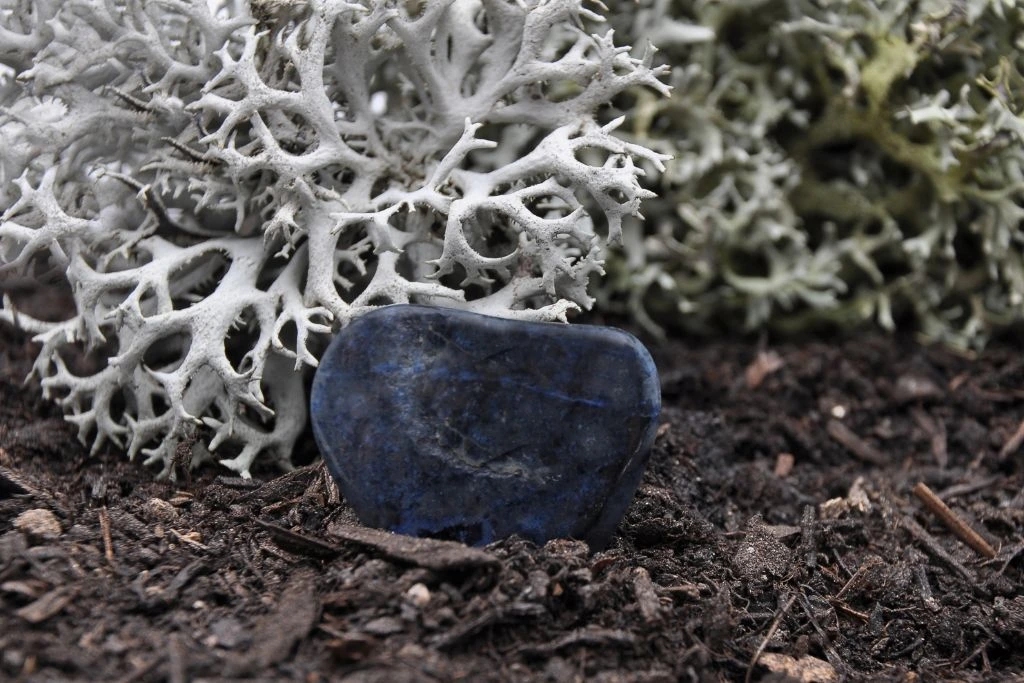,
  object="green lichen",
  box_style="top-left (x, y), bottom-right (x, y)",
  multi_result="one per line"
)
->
top-left (604, 0), bottom-right (1024, 349)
